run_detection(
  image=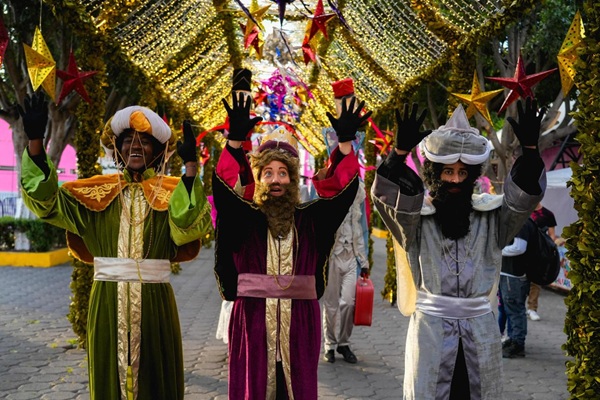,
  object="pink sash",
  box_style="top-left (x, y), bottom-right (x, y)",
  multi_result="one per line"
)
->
top-left (237, 273), bottom-right (317, 299)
